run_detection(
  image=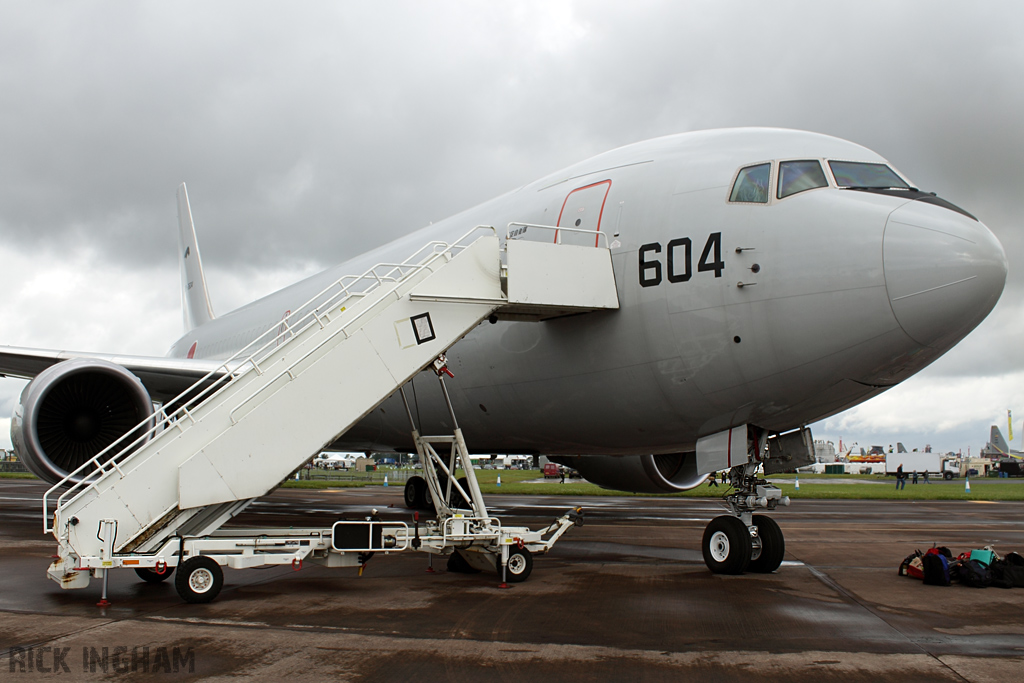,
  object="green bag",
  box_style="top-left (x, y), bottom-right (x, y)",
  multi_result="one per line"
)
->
top-left (970, 549), bottom-right (995, 566)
